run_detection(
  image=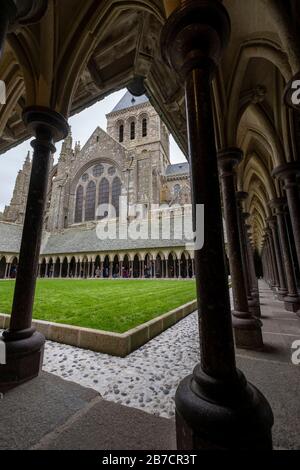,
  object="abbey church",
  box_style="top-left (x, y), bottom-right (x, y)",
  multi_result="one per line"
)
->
top-left (0, 92), bottom-right (193, 279)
